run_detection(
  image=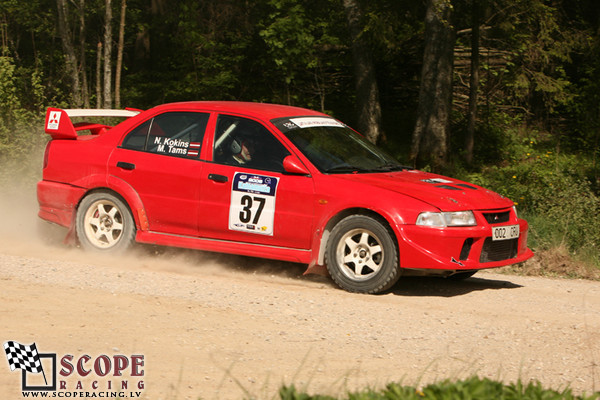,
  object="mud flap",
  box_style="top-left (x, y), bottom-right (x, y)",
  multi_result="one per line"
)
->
top-left (303, 263), bottom-right (329, 276)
